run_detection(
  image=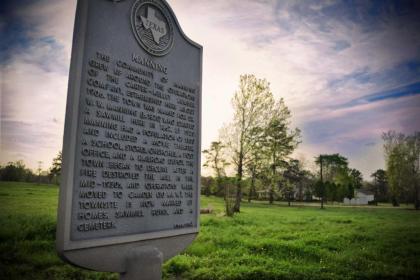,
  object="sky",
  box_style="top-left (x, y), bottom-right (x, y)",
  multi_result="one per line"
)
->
top-left (1, 0), bottom-right (420, 179)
